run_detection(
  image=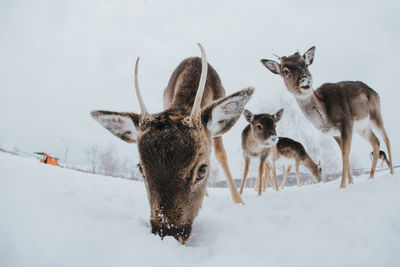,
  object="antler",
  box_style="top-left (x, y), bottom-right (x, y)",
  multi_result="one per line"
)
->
top-left (135, 57), bottom-right (149, 116)
top-left (190, 43), bottom-right (208, 121)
